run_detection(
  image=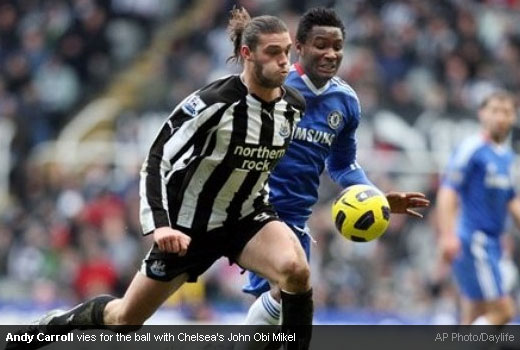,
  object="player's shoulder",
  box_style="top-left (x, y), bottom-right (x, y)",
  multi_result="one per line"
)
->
top-left (283, 84), bottom-right (306, 112)
top-left (490, 143), bottom-right (515, 163)
top-left (197, 75), bottom-right (246, 105)
top-left (327, 76), bottom-right (361, 121)
top-left (176, 75), bottom-right (243, 118)
top-left (452, 135), bottom-right (487, 166)
top-left (178, 75), bottom-right (244, 117)
top-left (330, 76), bottom-right (360, 103)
